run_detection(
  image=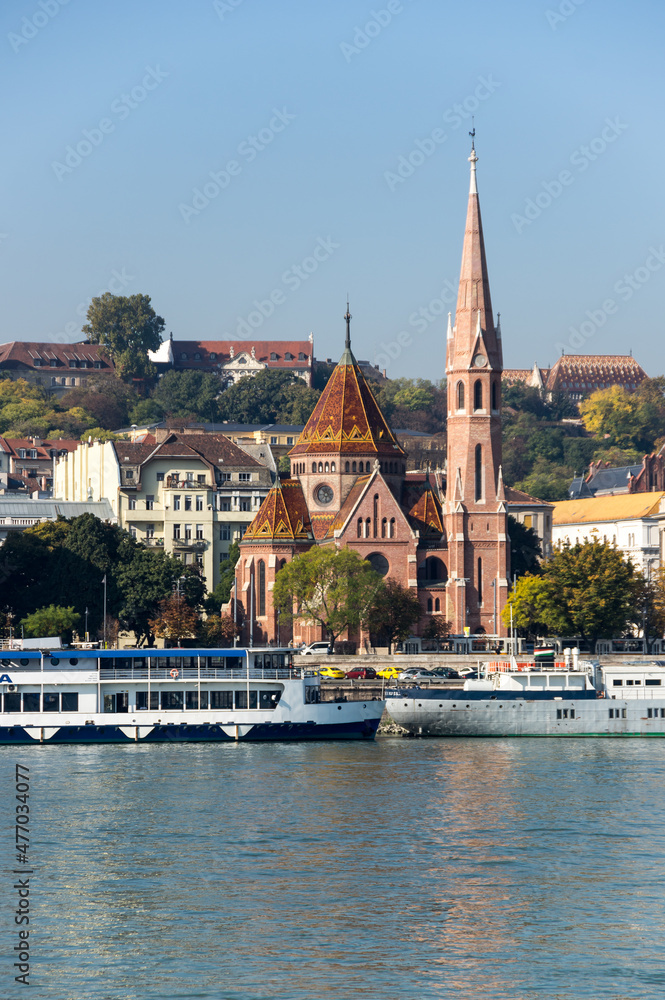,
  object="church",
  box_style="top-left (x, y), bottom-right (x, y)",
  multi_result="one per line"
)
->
top-left (234, 141), bottom-right (509, 645)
